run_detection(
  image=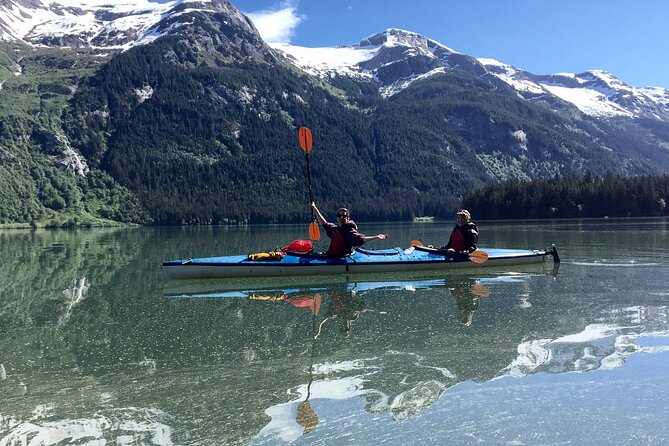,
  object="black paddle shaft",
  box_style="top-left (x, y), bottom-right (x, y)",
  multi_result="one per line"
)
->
top-left (305, 152), bottom-right (316, 220)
